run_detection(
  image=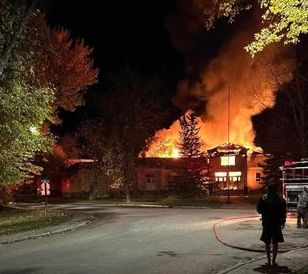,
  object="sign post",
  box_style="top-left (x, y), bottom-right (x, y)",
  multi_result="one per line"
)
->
top-left (40, 179), bottom-right (50, 216)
